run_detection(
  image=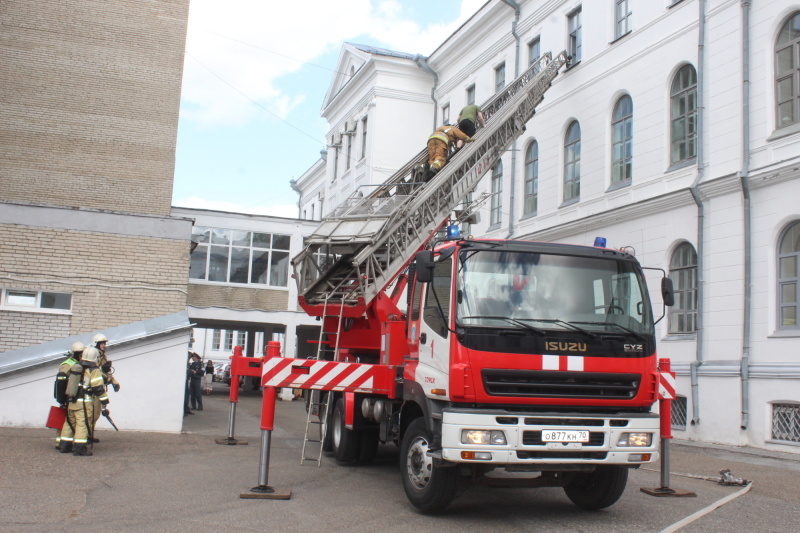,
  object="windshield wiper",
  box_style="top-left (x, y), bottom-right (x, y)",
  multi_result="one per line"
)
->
top-left (460, 316), bottom-right (545, 336)
top-left (571, 321), bottom-right (645, 341)
top-left (512, 318), bottom-right (599, 339)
